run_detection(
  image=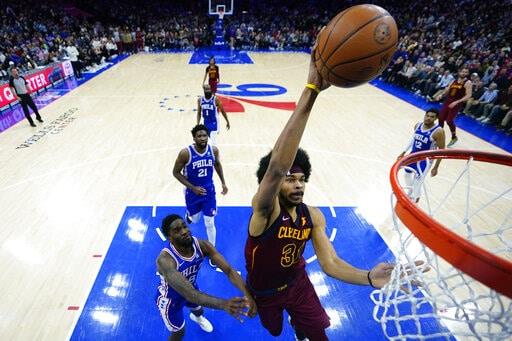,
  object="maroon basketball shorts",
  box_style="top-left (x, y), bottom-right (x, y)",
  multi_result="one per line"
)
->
top-left (252, 270), bottom-right (330, 337)
top-left (439, 103), bottom-right (461, 123)
top-left (209, 79), bottom-right (218, 94)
